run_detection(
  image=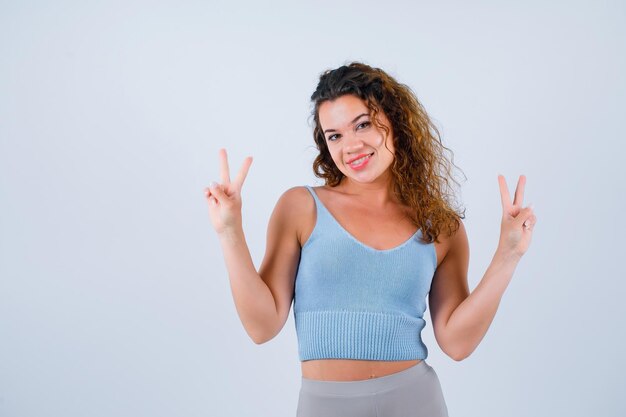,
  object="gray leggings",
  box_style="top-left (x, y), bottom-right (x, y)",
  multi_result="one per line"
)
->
top-left (296, 361), bottom-right (449, 417)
